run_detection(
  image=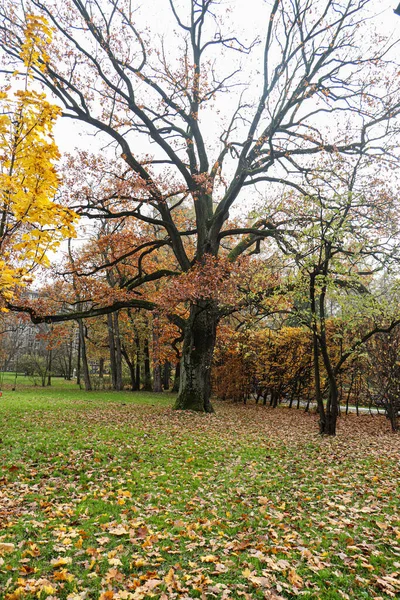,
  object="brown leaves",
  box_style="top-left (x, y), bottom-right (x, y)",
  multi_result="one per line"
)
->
top-left (287, 567), bottom-right (304, 589)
